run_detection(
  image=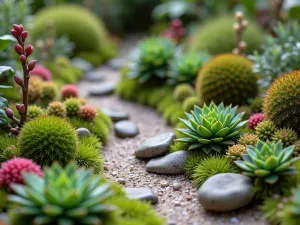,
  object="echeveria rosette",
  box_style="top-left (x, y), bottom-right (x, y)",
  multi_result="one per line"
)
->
top-left (235, 141), bottom-right (299, 185)
top-left (8, 162), bottom-right (116, 225)
top-left (176, 102), bottom-right (247, 154)
top-left (128, 37), bottom-right (175, 83)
